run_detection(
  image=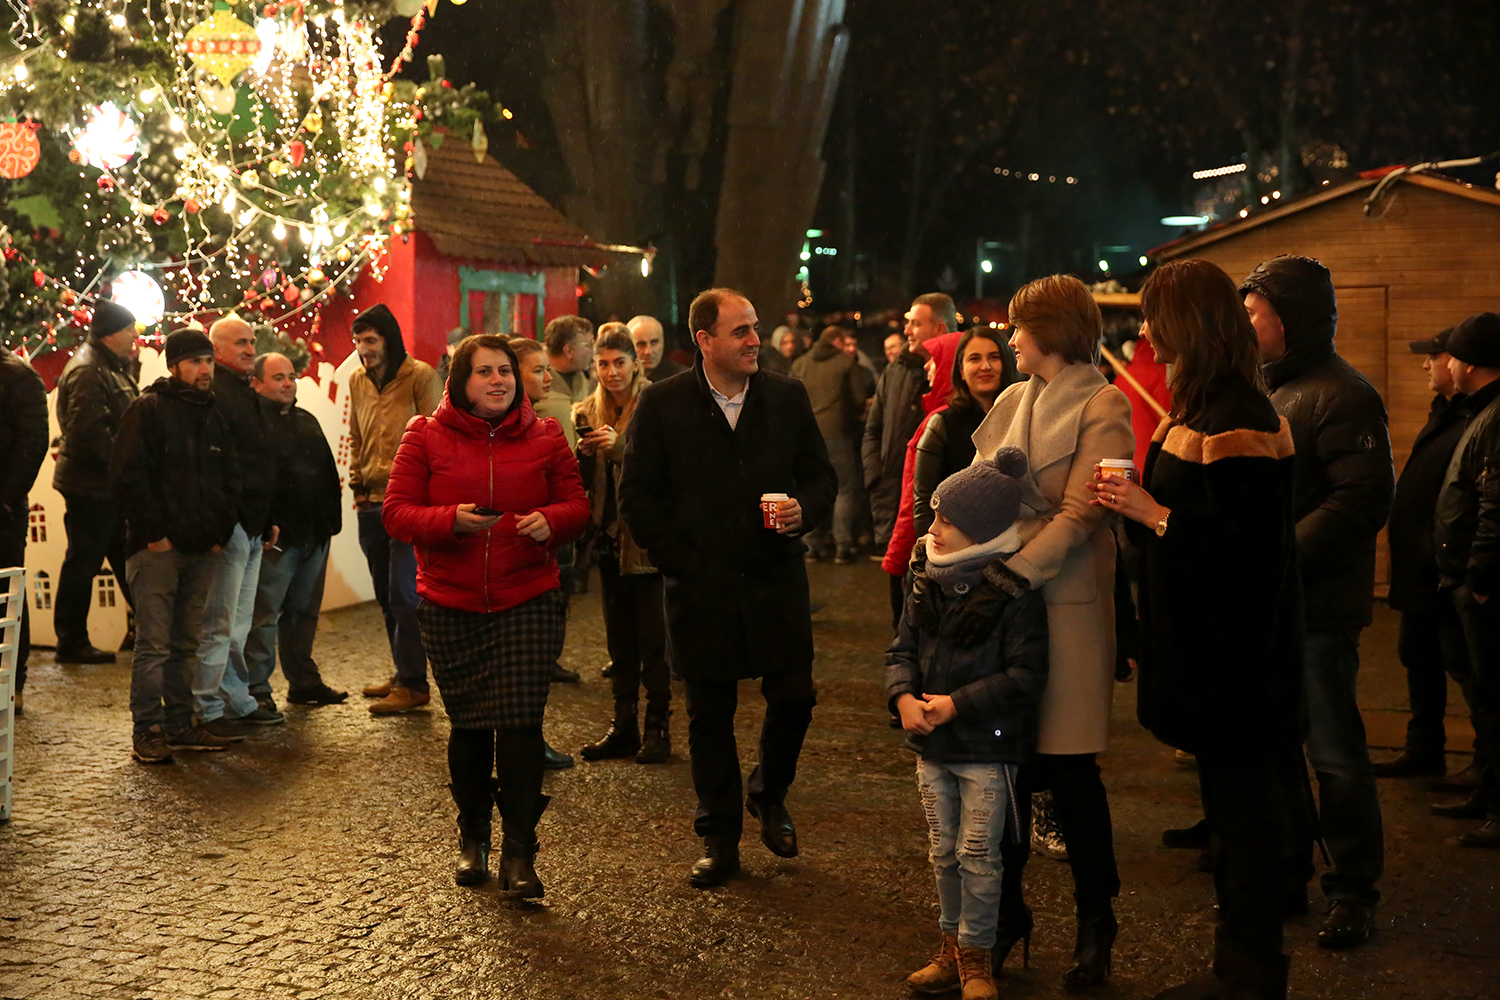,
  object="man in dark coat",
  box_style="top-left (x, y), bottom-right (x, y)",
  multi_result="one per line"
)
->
top-left (0, 342), bottom-right (48, 713)
top-left (791, 325), bottom-right (872, 562)
top-left (110, 329), bottom-right (242, 762)
top-left (620, 287), bottom-right (838, 888)
top-left (52, 300), bottom-right (140, 663)
top-left (1432, 312), bottom-right (1500, 849)
top-left (195, 315), bottom-right (285, 734)
top-left (1242, 255), bottom-right (1395, 948)
top-left (244, 353), bottom-right (347, 707)
top-left (863, 293), bottom-right (955, 548)
top-left (1377, 328), bottom-right (1471, 778)
top-left (628, 314), bottom-right (688, 383)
